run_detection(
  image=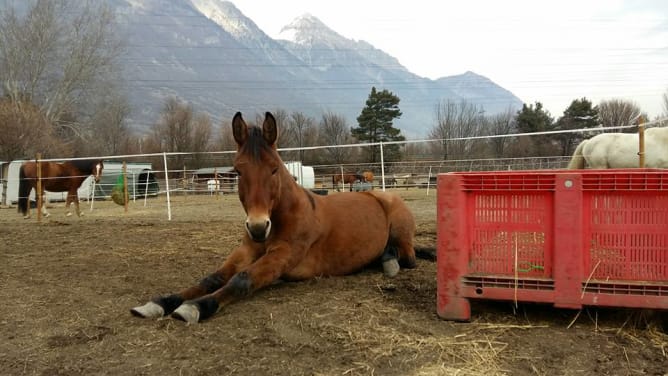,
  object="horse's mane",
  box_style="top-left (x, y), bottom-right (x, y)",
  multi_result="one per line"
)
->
top-left (67, 159), bottom-right (101, 174)
top-left (243, 126), bottom-right (275, 161)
